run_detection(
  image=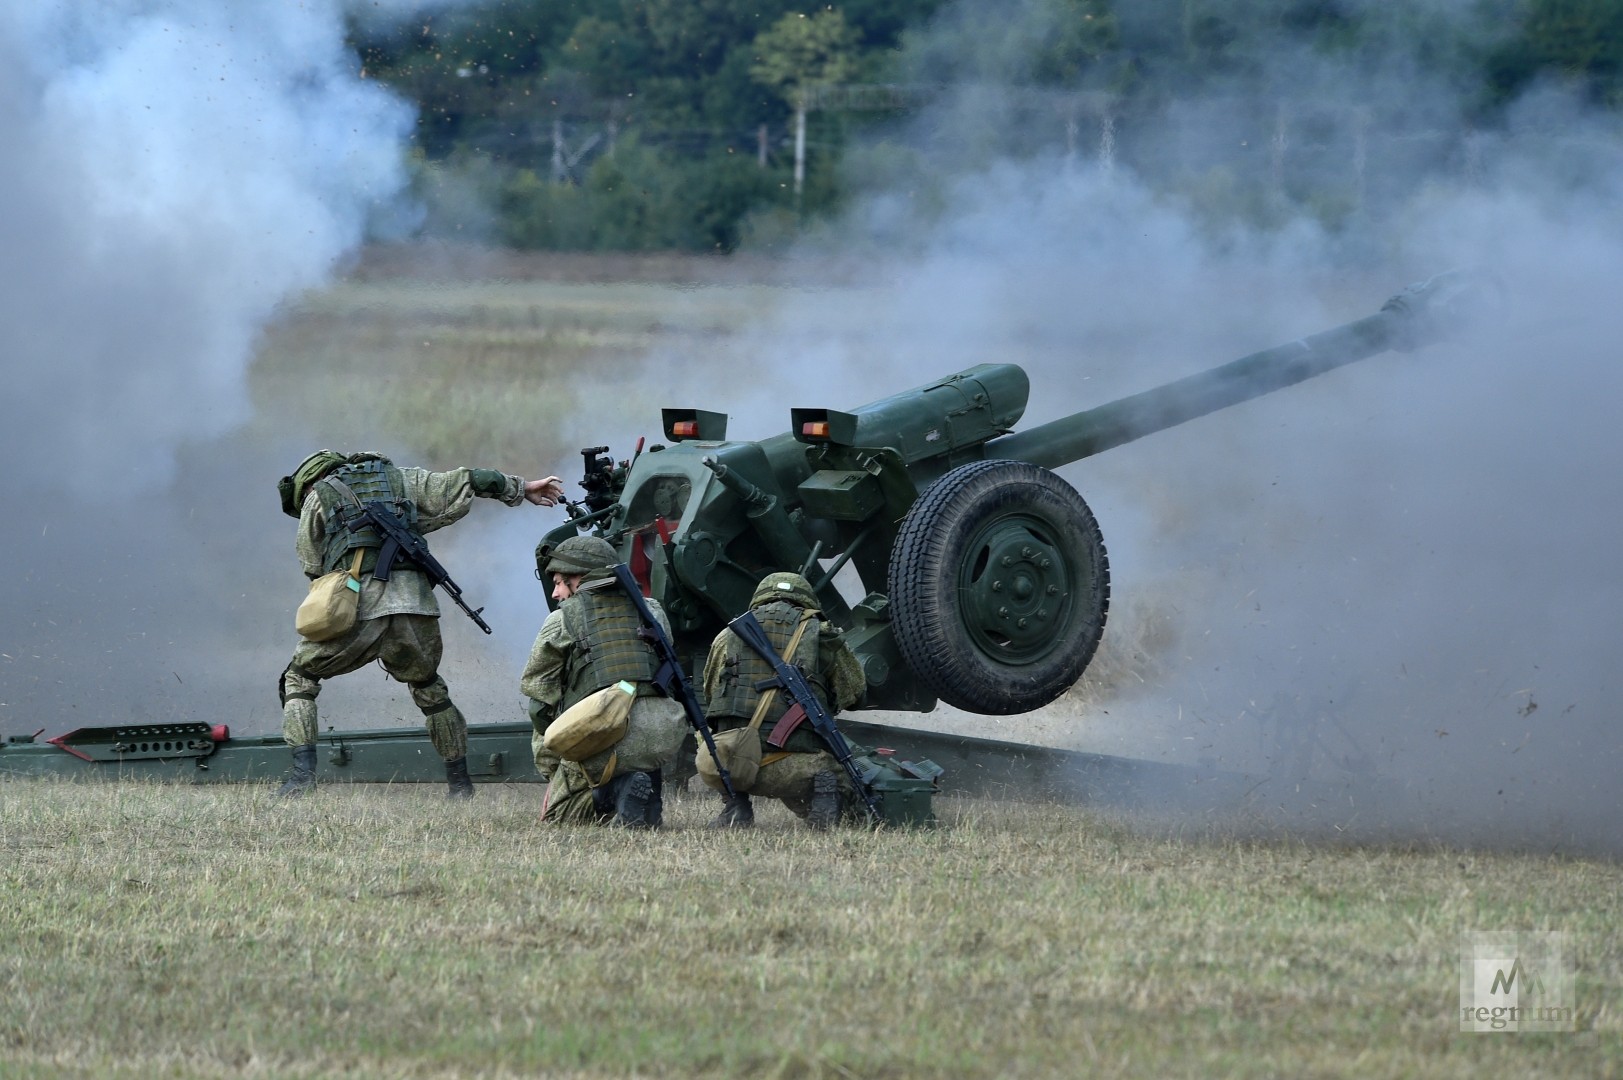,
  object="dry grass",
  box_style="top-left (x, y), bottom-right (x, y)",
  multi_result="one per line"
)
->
top-left (0, 781), bottom-right (1617, 1078)
top-left (252, 273), bottom-right (779, 465)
